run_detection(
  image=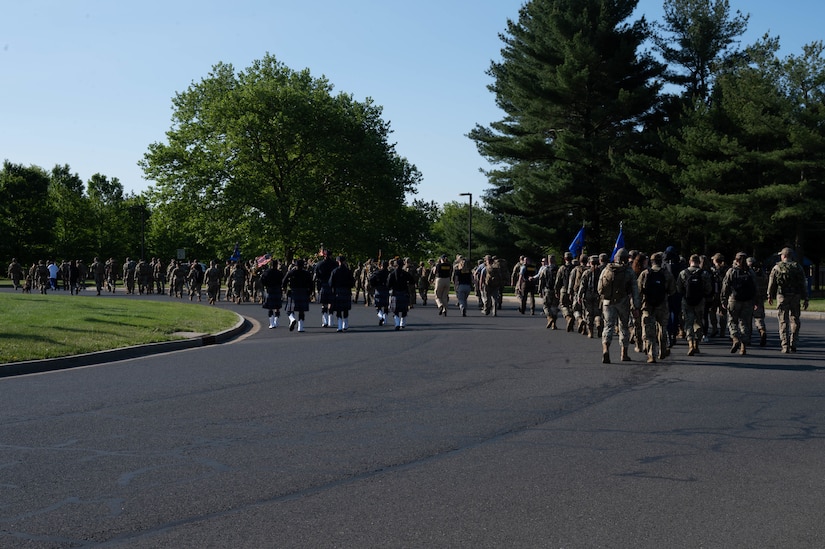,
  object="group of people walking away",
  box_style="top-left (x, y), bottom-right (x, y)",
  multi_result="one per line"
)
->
top-left (258, 250), bottom-right (415, 333)
top-left (525, 246), bottom-right (809, 363)
top-left (7, 246), bottom-right (812, 358)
